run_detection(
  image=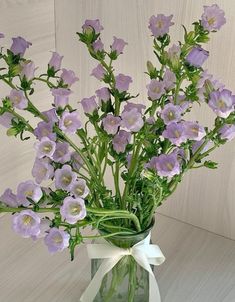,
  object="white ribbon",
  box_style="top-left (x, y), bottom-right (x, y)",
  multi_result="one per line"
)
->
top-left (80, 233), bottom-right (165, 302)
